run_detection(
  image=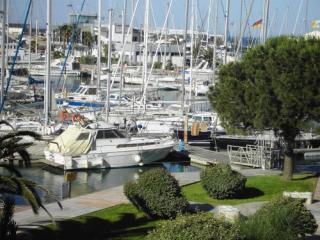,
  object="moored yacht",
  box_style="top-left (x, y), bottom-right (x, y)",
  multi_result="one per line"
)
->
top-left (44, 121), bottom-right (175, 170)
